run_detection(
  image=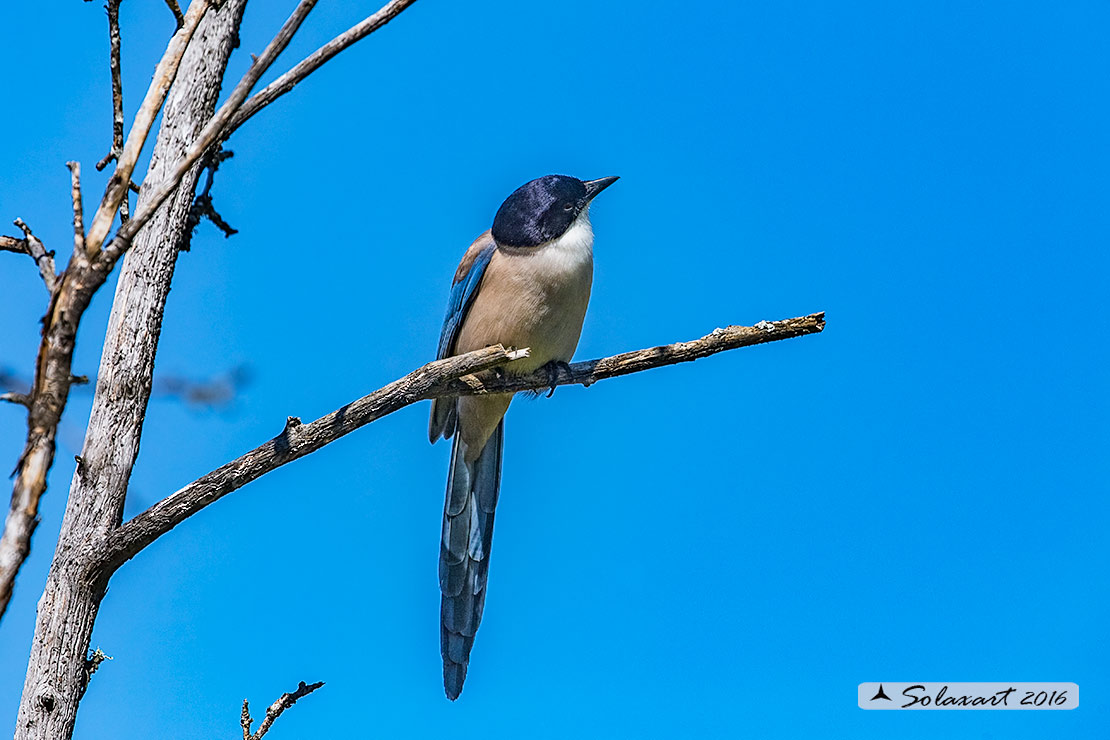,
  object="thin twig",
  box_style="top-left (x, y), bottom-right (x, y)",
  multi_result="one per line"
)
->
top-left (102, 0), bottom-right (319, 263)
top-left (225, 0), bottom-right (420, 140)
top-left (241, 681), bottom-right (324, 740)
top-left (8, 219), bottom-right (57, 293)
top-left (85, 0), bottom-right (214, 254)
top-left (67, 162), bottom-right (86, 256)
top-left (164, 0), bottom-right (185, 28)
top-left (95, 0), bottom-right (124, 167)
top-left (240, 701), bottom-right (251, 740)
top-left (183, 147), bottom-right (236, 249)
top-left (96, 0), bottom-right (130, 221)
top-left (0, 393), bottom-right (32, 408)
top-left (101, 314), bottom-right (824, 569)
